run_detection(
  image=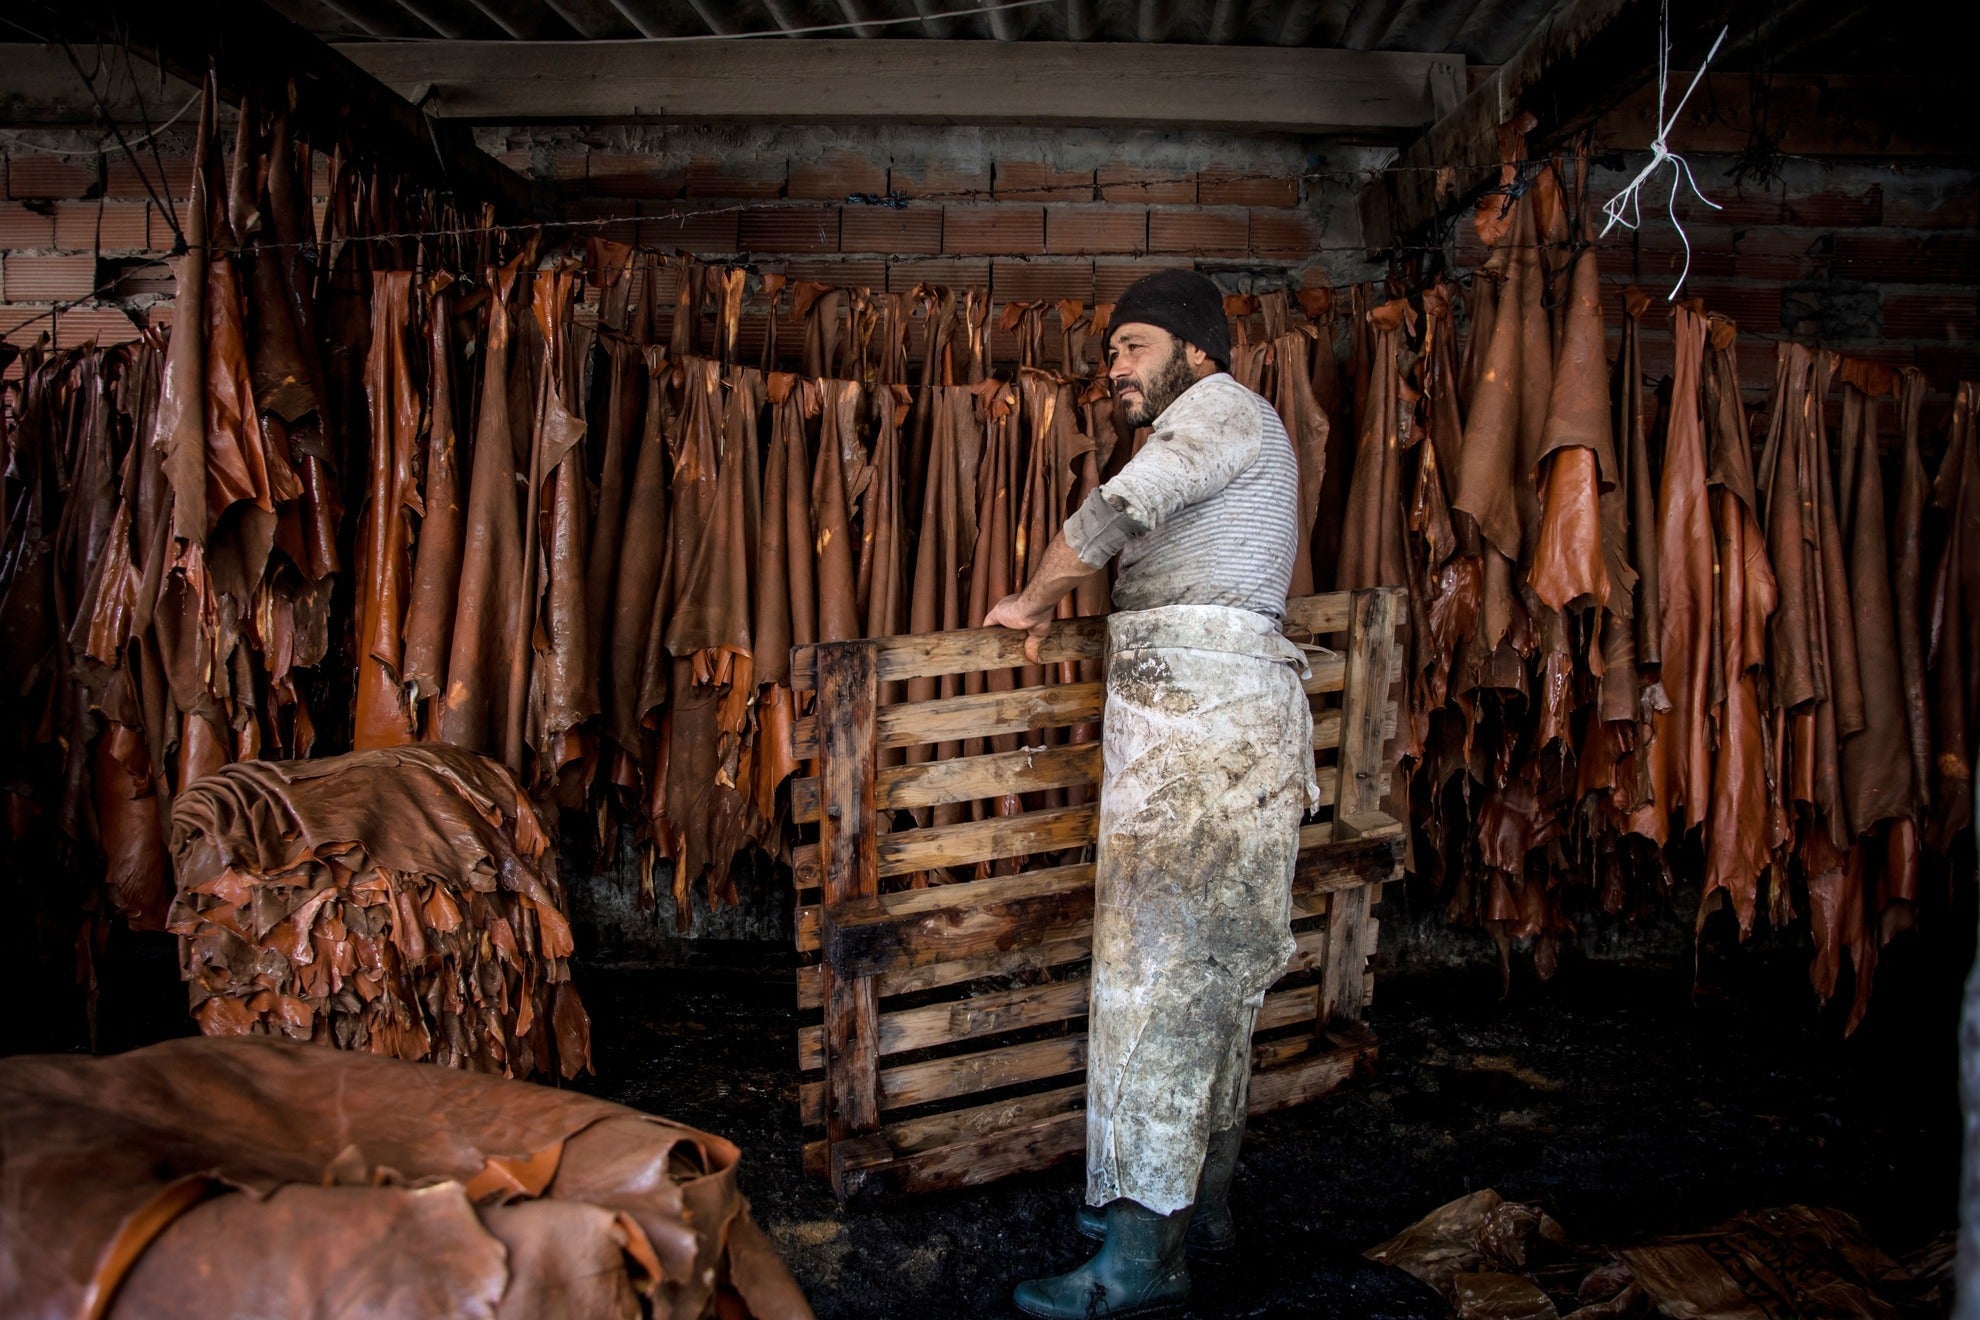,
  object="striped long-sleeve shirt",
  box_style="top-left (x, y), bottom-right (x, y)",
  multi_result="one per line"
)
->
top-left (1062, 372), bottom-right (1299, 621)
